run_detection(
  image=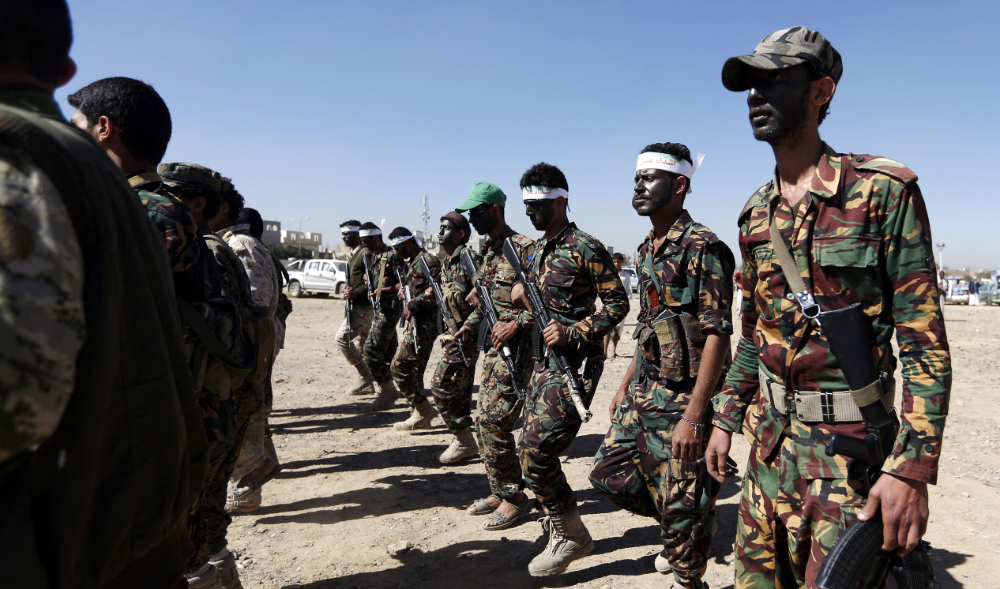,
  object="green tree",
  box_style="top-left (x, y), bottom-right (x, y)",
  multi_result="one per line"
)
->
top-left (267, 244), bottom-right (314, 259)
